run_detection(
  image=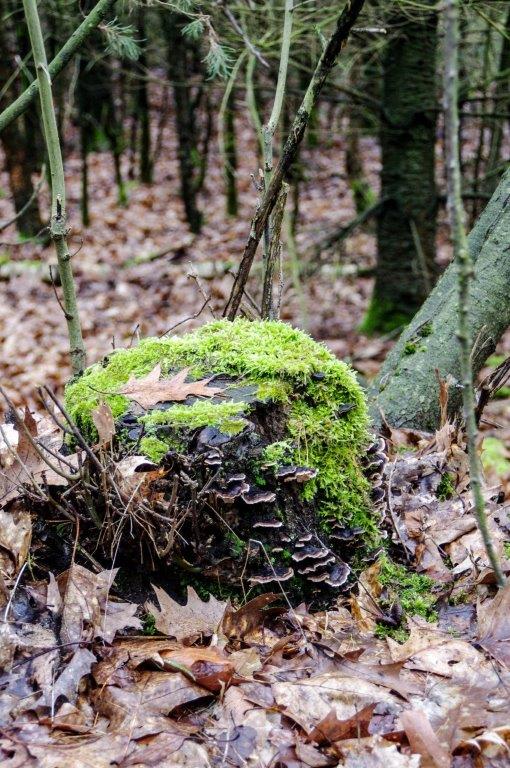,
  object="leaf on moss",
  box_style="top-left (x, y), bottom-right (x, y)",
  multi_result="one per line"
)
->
top-left (146, 585), bottom-right (229, 641)
top-left (118, 364), bottom-right (226, 409)
top-left (91, 401), bottom-right (115, 446)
